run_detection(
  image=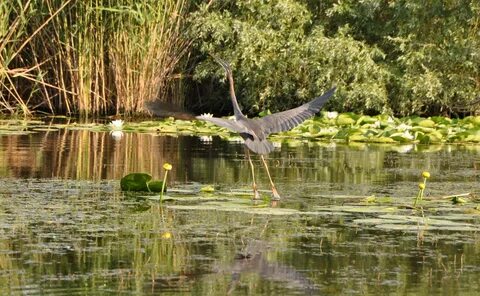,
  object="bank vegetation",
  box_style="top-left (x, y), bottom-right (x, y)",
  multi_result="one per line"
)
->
top-left (0, 0), bottom-right (478, 117)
